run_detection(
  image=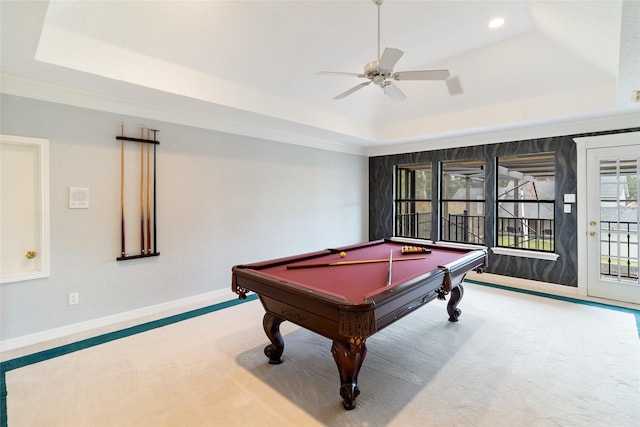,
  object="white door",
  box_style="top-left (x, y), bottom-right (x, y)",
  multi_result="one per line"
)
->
top-left (0, 135), bottom-right (50, 283)
top-left (586, 144), bottom-right (640, 304)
